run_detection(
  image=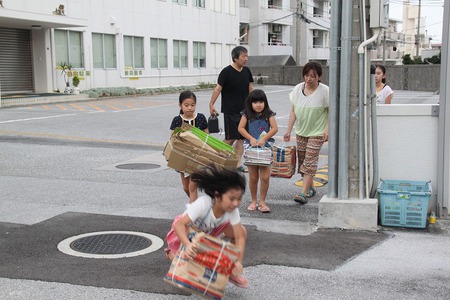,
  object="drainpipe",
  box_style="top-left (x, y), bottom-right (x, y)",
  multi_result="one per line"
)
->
top-left (327, 0), bottom-right (341, 198)
top-left (369, 64), bottom-right (379, 198)
top-left (358, 27), bottom-right (380, 199)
